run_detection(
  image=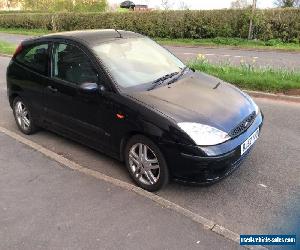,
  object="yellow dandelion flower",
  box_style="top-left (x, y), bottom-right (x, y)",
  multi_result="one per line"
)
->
top-left (197, 53), bottom-right (206, 60)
